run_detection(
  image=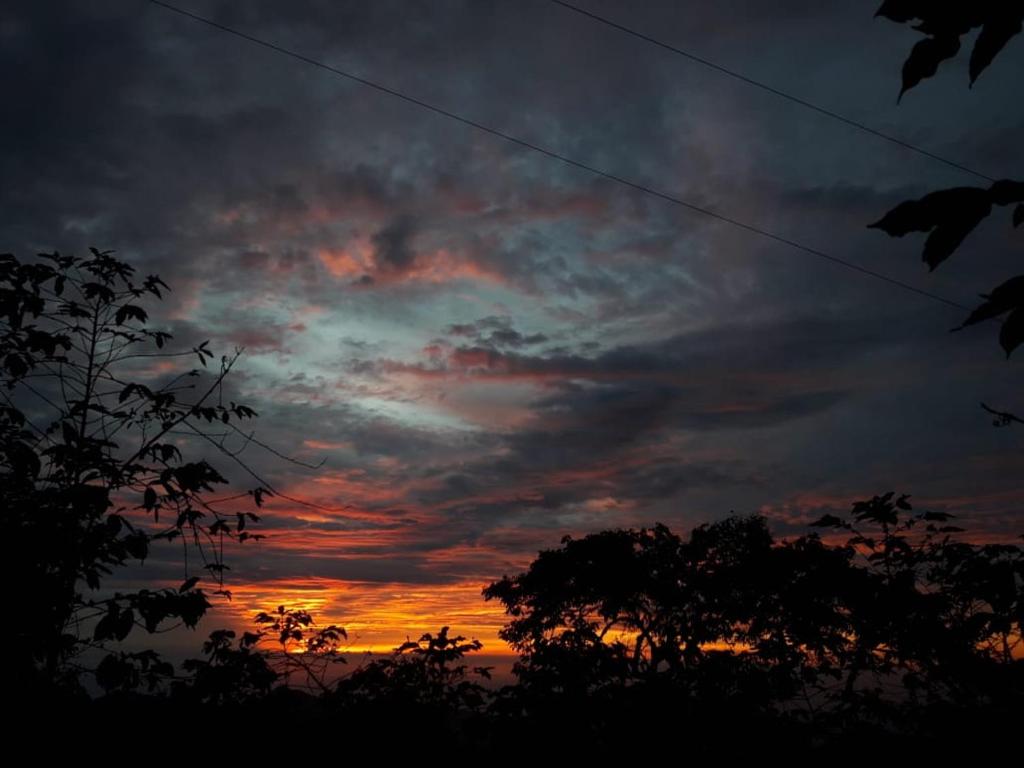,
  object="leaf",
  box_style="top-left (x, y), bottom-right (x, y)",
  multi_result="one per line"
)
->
top-left (922, 208), bottom-right (991, 270)
top-left (241, 631), bottom-right (262, 648)
top-left (193, 340), bottom-right (212, 367)
top-left (118, 382), bottom-right (153, 403)
top-left (8, 441), bottom-right (41, 479)
top-left (143, 486), bottom-right (157, 511)
top-left (810, 514), bottom-right (845, 528)
top-left (874, 0), bottom-right (925, 23)
top-left (179, 576), bottom-right (200, 593)
top-left (124, 532), bottom-right (149, 562)
top-left (871, 187), bottom-right (989, 236)
top-left (4, 353), bottom-right (27, 378)
top-left (871, 187), bottom-right (994, 270)
top-left (94, 611), bottom-right (116, 641)
top-left (970, 12), bottom-right (1024, 85)
top-left (115, 608), bottom-right (135, 641)
top-left (144, 274), bottom-right (169, 297)
top-left (95, 654), bottom-right (128, 692)
top-left (956, 275), bottom-right (1024, 328)
top-left (115, 304), bottom-right (148, 326)
top-left (999, 307), bottom-right (1024, 358)
top-left (870, 200), bottom-right (934, 237)
top-left (82, 282), bottom-right (115, 303)
top-left (900, 33), bottom-right (961, 100)
top-left (989, 179), bottom-right (1024, 206)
